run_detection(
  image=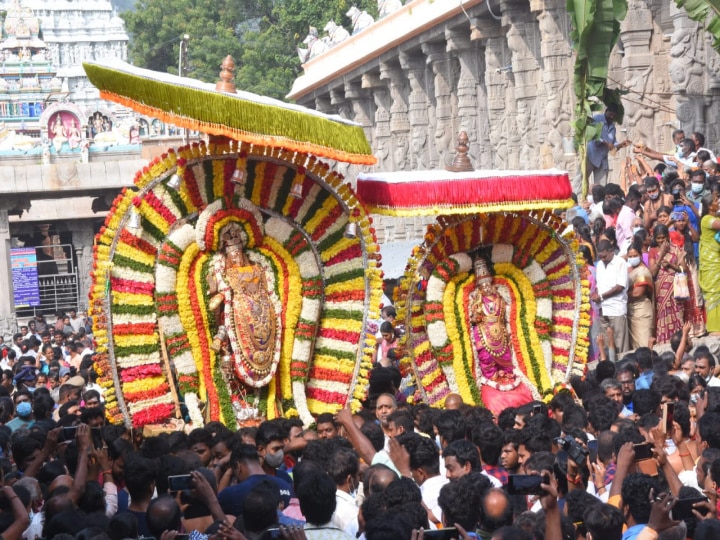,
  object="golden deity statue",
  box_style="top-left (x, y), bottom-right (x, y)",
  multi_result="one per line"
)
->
top-left (207, 221), bottom-right (280, 389)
